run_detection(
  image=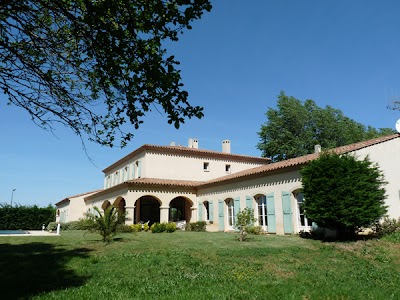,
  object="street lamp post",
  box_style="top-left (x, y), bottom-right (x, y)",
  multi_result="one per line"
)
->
top-left (11, 189), bottom-right (16, 207)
